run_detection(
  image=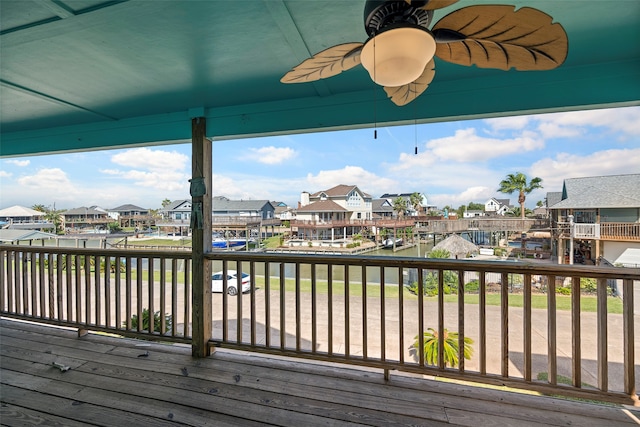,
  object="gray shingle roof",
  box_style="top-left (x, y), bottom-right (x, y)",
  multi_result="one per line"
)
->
top-left (296, 200), bottom-right (347, 213)
top-left (110, 204), bottom-right (147, 212)
top-left (550, 174), bottom-right (640, 209)
top-left (212, 198), bottom-right (273, 211)
top-left (546, 192), bottom-right (563, 208)
top-left (310, 184), bottom-right (371, 199)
